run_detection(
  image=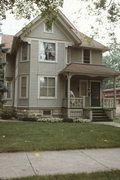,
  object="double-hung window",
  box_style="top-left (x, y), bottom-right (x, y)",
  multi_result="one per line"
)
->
top-left (21, 42), bottom-right (28, 61)
top-left (6, 81), bottom-right (12, 99)
top-left (20, 76), bottom-right (28, 98)
top-left (39, 76), bottom-right (56, 98)
top-left (39, 41), bottom-right (56, 62)
top-left (83, 49), bottom-right (91, 64)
